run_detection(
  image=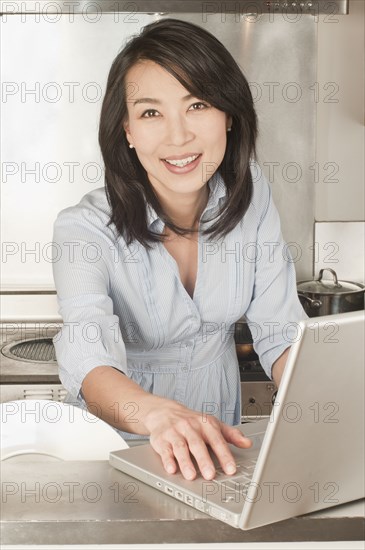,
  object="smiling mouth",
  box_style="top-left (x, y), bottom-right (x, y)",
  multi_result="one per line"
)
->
top-left (163, 154), bottom-right (201, 168)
